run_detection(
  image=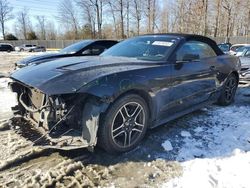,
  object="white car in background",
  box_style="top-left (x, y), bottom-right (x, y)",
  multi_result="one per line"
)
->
top-left (15, 44), bottom-right (46, 52)
top-left (235, 45), bottom-right (250, 57)
top-left (229, 44), bottom-right (250, 56)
